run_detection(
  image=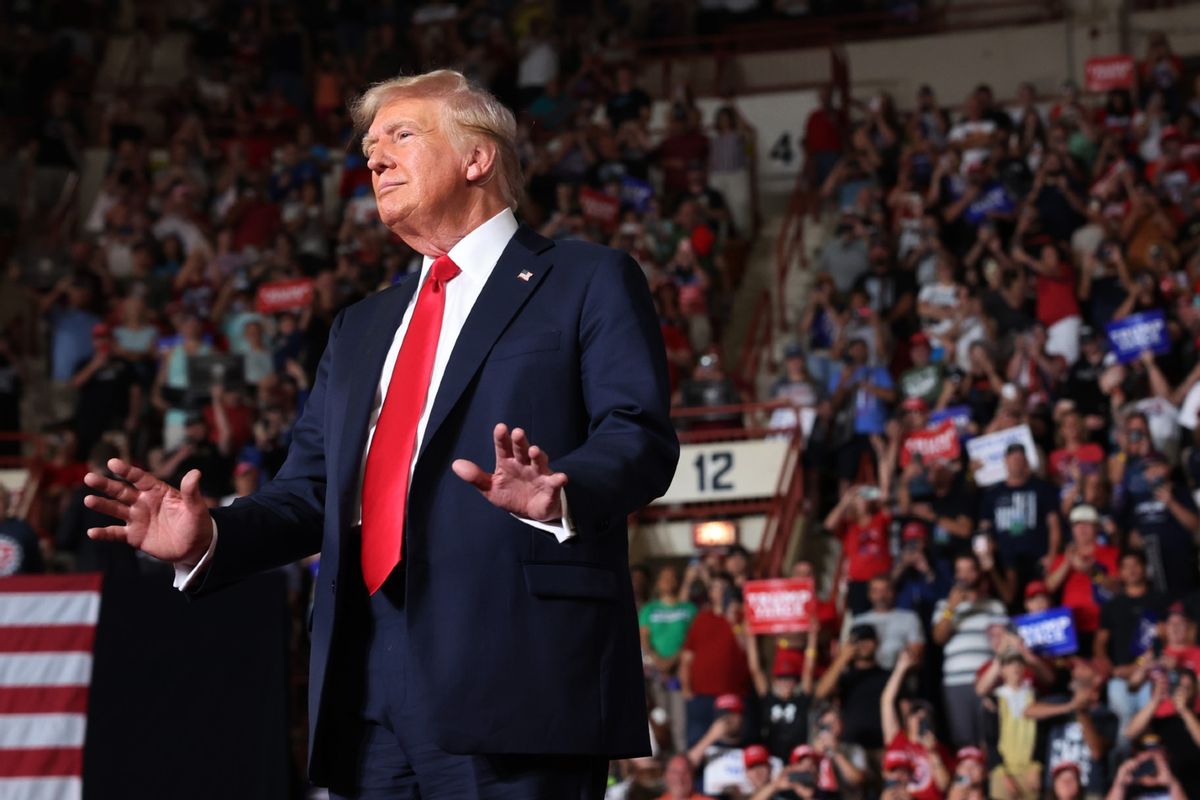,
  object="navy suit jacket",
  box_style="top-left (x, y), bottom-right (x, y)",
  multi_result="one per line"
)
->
top-left (200, 226), bottom-right (679, 785)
